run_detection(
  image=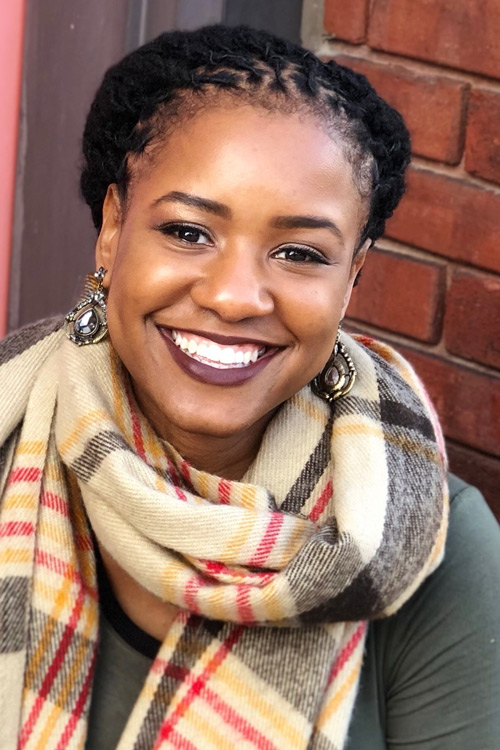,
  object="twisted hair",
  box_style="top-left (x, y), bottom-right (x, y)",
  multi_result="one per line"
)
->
top-left (81, 25), bottom-right (410, 247)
